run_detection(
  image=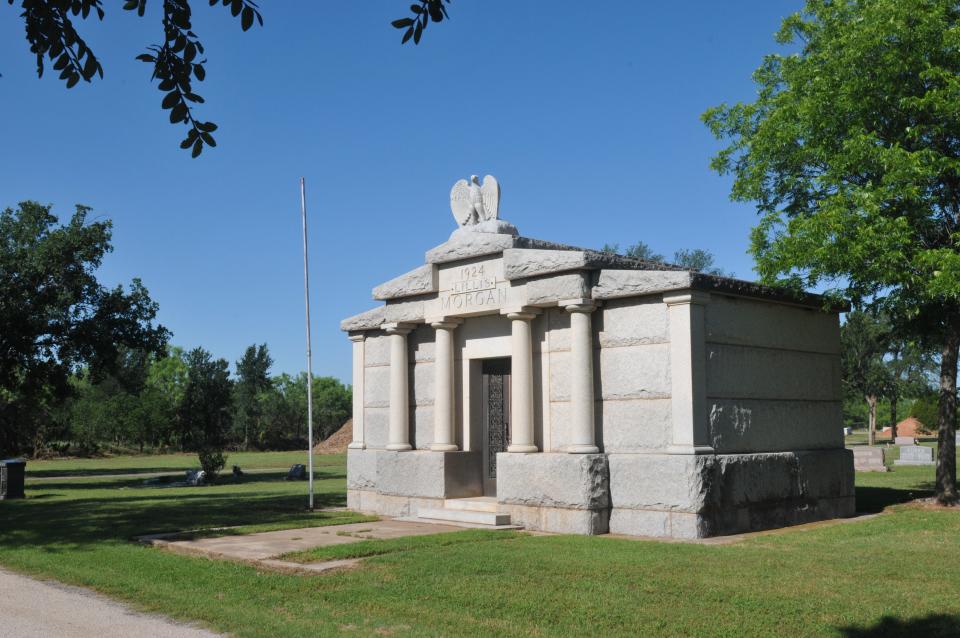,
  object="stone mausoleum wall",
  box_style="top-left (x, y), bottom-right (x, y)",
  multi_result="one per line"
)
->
top-left (343, 223), bottom-right (855, 539)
